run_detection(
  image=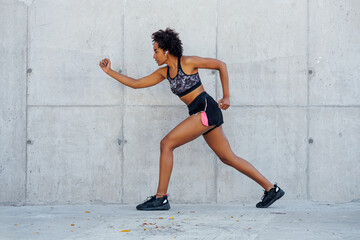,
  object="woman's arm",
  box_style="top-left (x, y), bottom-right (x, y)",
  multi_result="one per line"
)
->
top-left (99, 58), bottom-right (166, 89)
top-left (184, 56), bottom-right (230, 110)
